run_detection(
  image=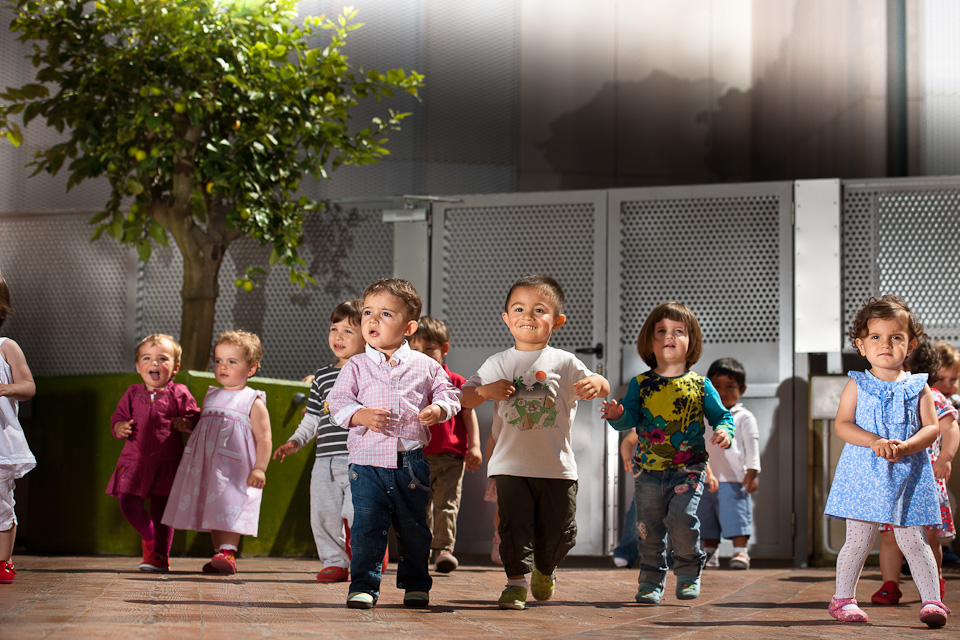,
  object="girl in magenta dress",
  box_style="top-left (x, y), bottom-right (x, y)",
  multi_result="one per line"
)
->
top-left (162, 330), bottom-right (272, 575)
top-left (107, 334), bottom-right (199, 573)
